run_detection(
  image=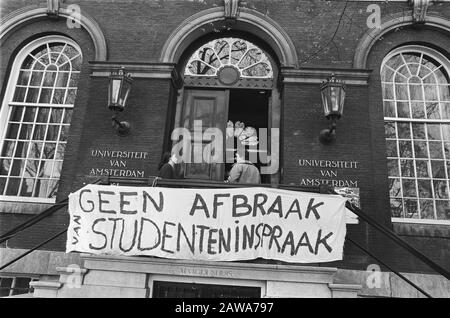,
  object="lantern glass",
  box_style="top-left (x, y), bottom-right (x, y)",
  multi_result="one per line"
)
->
top-left (108, 69), bottom-right (132, 112)
top-left (320, 75), bottom-right (346, 119)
